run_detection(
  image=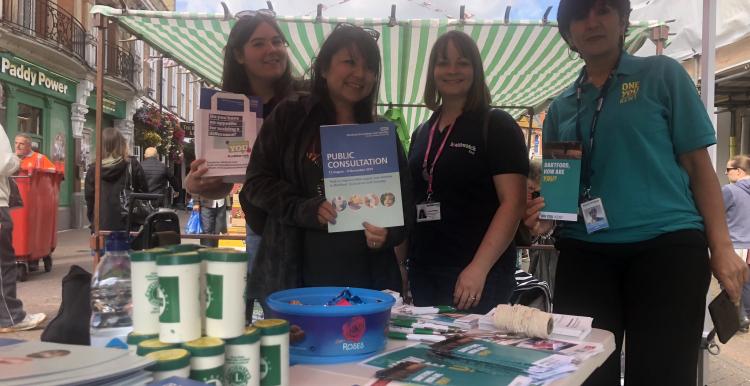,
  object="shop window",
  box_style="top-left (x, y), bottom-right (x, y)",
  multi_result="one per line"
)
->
top-left (17, 104), bottom-right (42, 146)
